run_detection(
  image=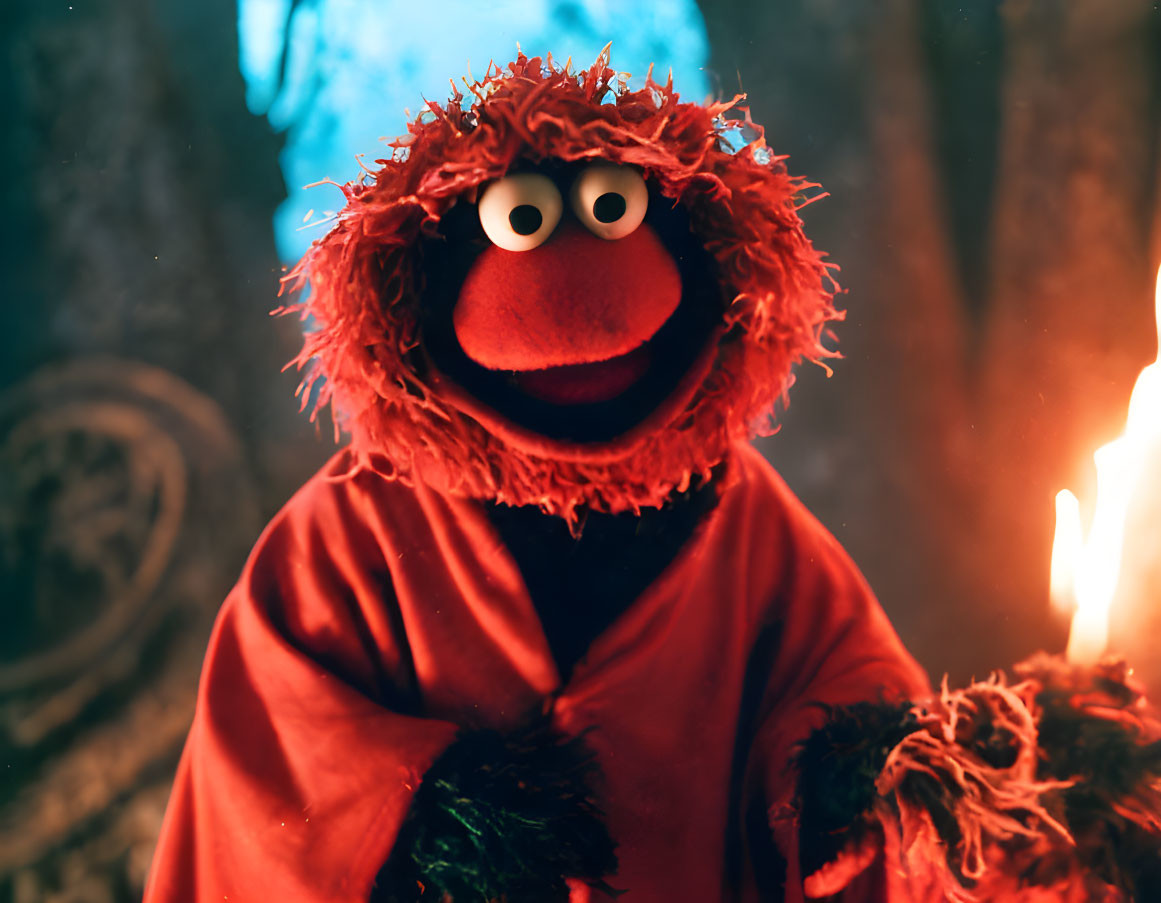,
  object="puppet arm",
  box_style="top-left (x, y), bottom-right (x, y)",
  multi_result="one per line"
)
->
top-left (143, 471), bottom-right (461, 903)
top-left (145, 462), bottom-right (614, 903)
top-left (747, 482), bottom-right (931, 903)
